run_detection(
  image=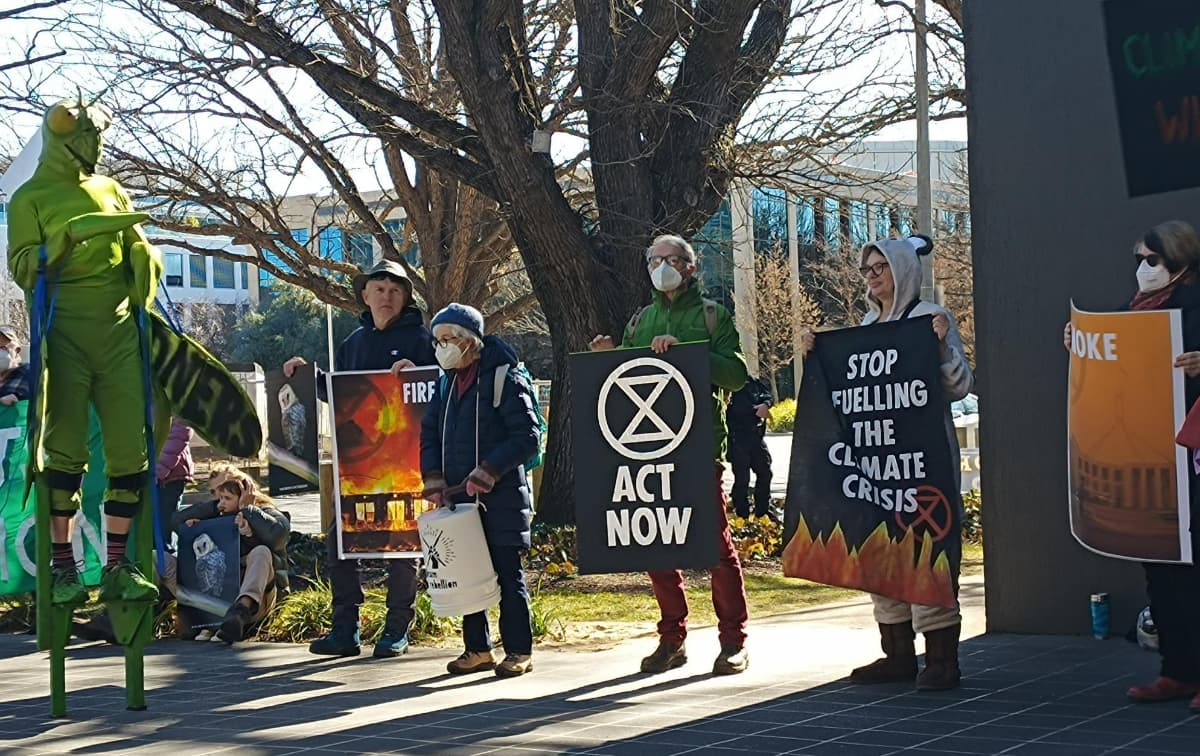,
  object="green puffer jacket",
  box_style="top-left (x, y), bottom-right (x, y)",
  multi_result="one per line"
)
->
top-left (621, 280), bottom-right (748, 461)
